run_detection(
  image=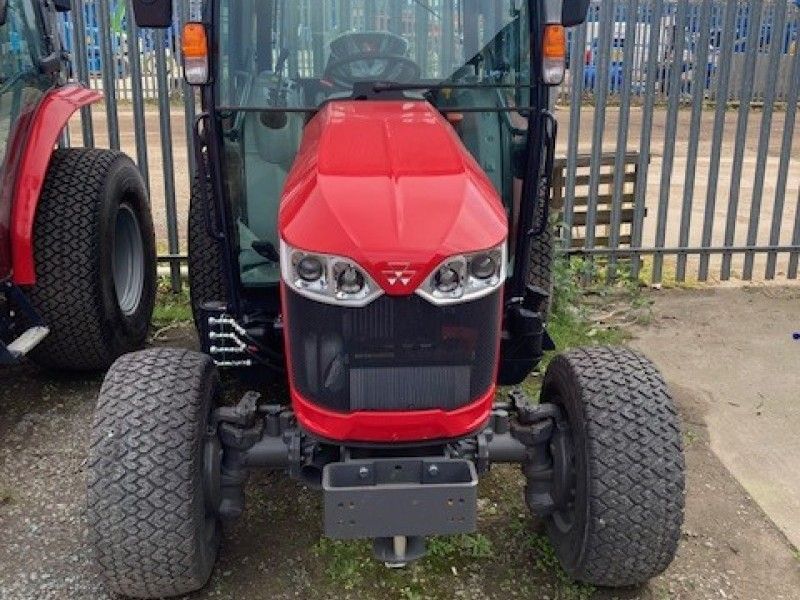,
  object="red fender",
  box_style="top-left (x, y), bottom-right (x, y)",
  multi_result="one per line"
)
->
top-left (10, 84), bottom-right (102, 285)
